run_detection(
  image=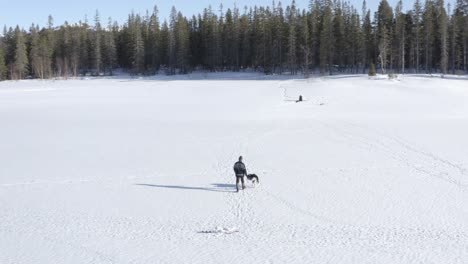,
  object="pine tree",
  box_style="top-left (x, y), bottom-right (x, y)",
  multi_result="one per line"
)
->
top-left (232, 5), bottom-right (240, 71)
top-left (159, 20), bottom-right (169, 67)
top-left (436, 0), bottom-right (449, 74)
top-left (239, 7), bottom-right (251, 70)
top-left (93, 10), bottom-right (102, 75)
top-left (376, 0), bottom-right (394, 73)
top-left (29, 24), bottom-right (41, 78)
top-left (300, 9), bottom-right (311, 77)
top-left (29, 24), bottom-right (53, 79)
top-left (189, 15), bottom-right (203, 69)
top-left (423, 0), bottom-right (435, 73)
top-left (13, 26), bottom-right (28, 80)
top-left (363, 9), bottom-right (373, 71)
top-left (451, 0), bottom-right (465, 73)
top-left (395, 0), bottom-right (406, 73)
top-left (47, 15), bottom-right (56, 76)
top-left (251, 6), bottom-right (260, 69)
top-left (310, 0), bottom-right (320, 71)
top-left (0, 47), bottom-right (7, 80)
top-left (102, 17), bottom-right (117, 75)
top-left (132, 15), bottom-right (145, 74)
top-left (287, 0), bottom-right (298, 75)
top-left (319, 0), bottom-right (333, 75)
top-left (216, 4), bottom-right (224, 70)
top-left (176, 12), bottom-right (190, 73)
top-left (414, 0), bottom-right (423, 72)
top-left (69, 25), bottom-right (81, 77)
top-left (168, 6), bottom-right (178, 74)
top-left (351, 7), bottom-right (364, 73)
top-left (464, 0), bottom-right (468, 72)
top-left (202, 6), bottom-right (218, 71)
top-left (79, 19), bottom-right (90, 75)
top-left (3, 27), bottom-right (14, 79)
top-left (149, 5), bottom-right (161, 73)
top-left (54, 22), bottom-right (70, 77)
top-left (279, 2), bottom-right (288, 73)
top-left (333, 1), bottom-right (346, 70)
top-left (256, 6), bottom-right (273, 73)
top-left (224, 8), bottom-right (235, 70)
